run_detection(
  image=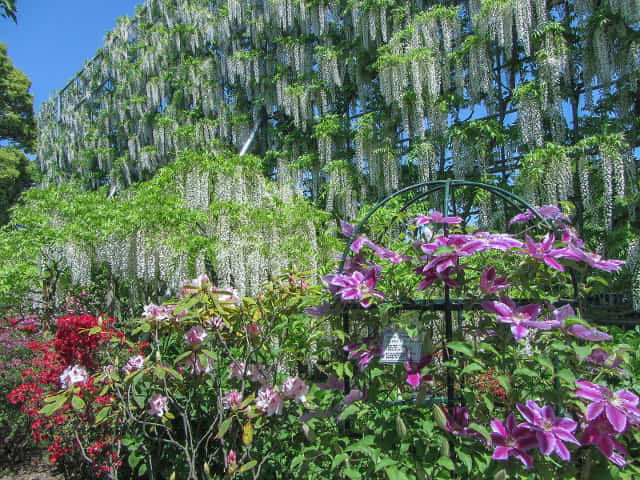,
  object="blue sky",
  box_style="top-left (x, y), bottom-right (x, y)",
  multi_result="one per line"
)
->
top-left (1, 1), bottom-right (140, 113)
